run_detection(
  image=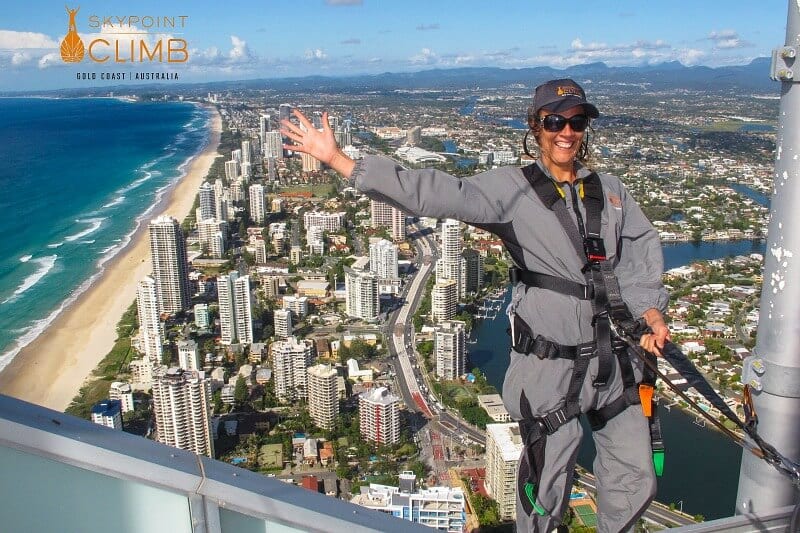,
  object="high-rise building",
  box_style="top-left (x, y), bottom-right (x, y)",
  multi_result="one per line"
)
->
top-left (218, 272), bottom-right (254, 345)
top-left (436, 219), bottom-right (464, 299)
top-left (178, 339), bottom-right (201, 371)
top-left (197, 218), bottom-right (228, 258)
top-left (282, 295), bottom-right (309, 319)
top-left (369, 239), bottom-right (399, 280)
top-left (271, 336), bottom-right (314, 402)
top-left (91, 400), bottom-right (123, 430)
top-left (254, 237), bottom-right (268, 264)
top-left (224, 159), bottom-right (240, 181)
top-left (434, 320), bottom-right (466, 380)
top-left (136, 276), bottom-right (163, 362)
top-left (241, 140), bottom-right (252, 164)
top-left (194, 303), bottom-right (210, 329)
top-left (263, 275), bottom-right (280, 299)
top-left (301, 152), bottom-right (321, 172)
top-left (279, 103), bottom-right (292, 122)
top-left (274, 308), bottom-right (293, 339)
top-left (462, 248), bottom-right (484, 295)
top-left (152, 367), bottom-right (214, 457)
top-left (303, 211), bottom-right (345, 233)
top-left (149, 216), bottom-right (190, 314)
top-left (231, 148), bottom-right (242, 163)
top-left (431, 279), bottom-right (458, 322)
top-left (109, 382), bottom-right (134, 413)
top-left (259, 114), bottom-right (271, 147)
top-left (230, 179), bottom-right (245, 203)
top-left (263, 131), bottom-right (283, 160)
top-left (359, 387), bottom-right (400, 445)
top-left (266, 156), bottom-right (278, 181)
top-left (241, 161), bottom-right (251, 181)
top-left (129, 357), bottom-right (155, 389)
top-left (370, 199), bottom-right (406, 241)
top-left (350, 479), bottom-right (465, 532)
top-left (485, 423), bottom-right (525, 521)
top-left (345, 267), bottom-right (379, 321)
top-left (306, 225), bottom-right (324, 255)
top-left (407, 126), bottom-right (422, 146)
top-left (198, 182), bottom-right (216, 221)
top-left (249, 183), bottom-right (267, 224)
top-left (307, 364), bottom-right (339, 430)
